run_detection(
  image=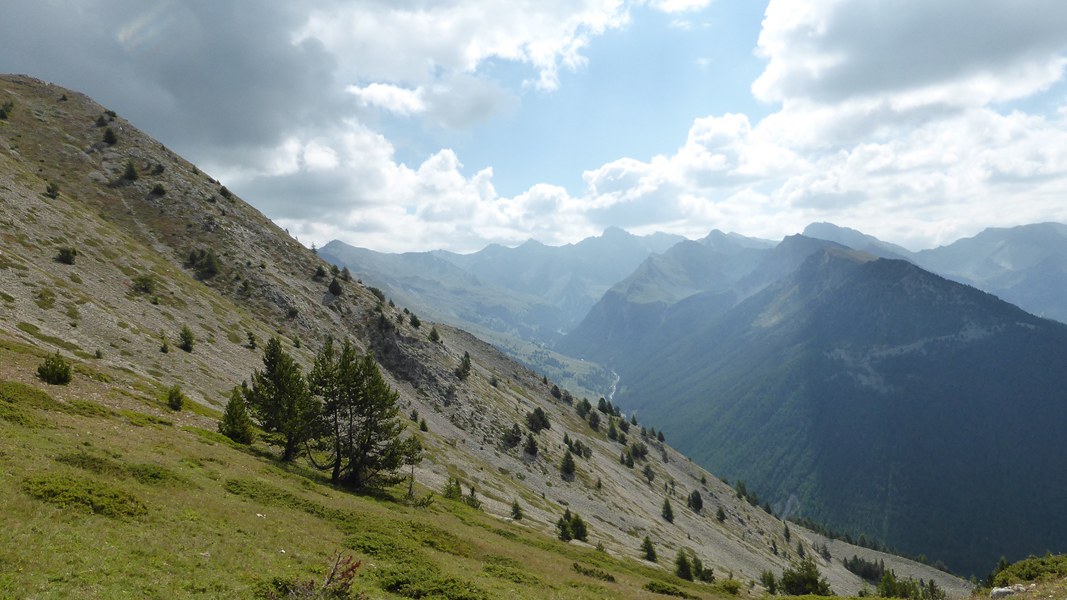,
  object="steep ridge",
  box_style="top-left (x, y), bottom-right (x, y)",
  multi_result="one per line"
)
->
top-left (0, 75), bottom-right (967, 597)
top-left (612, 247), bottom-right (1067, 576)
